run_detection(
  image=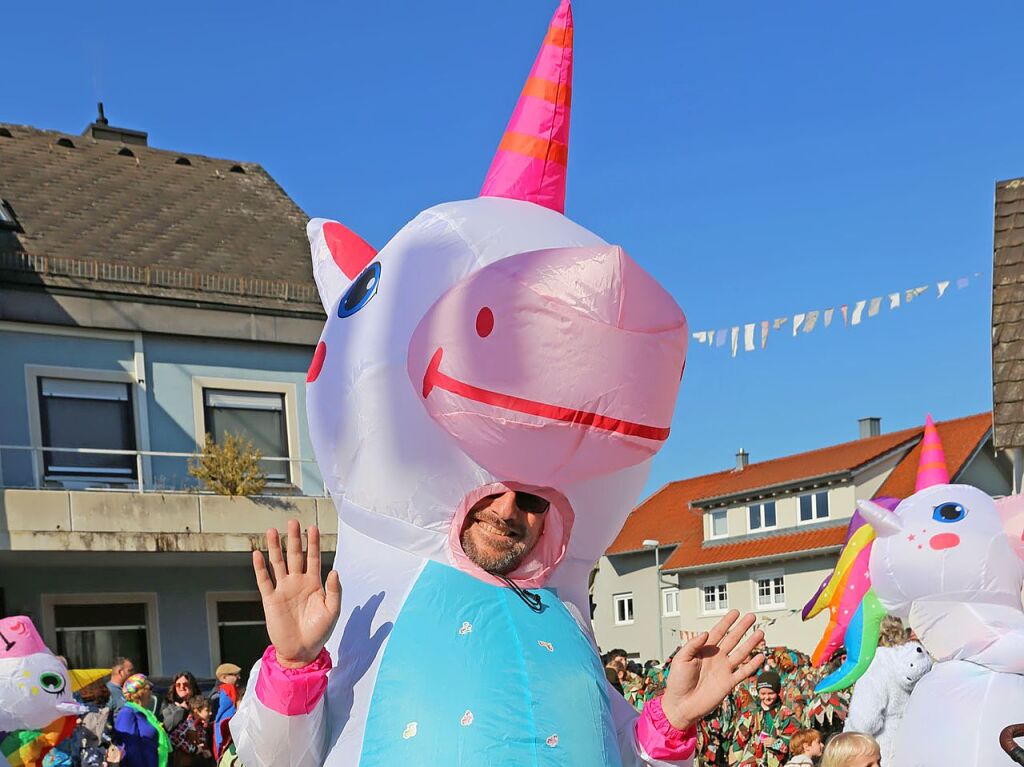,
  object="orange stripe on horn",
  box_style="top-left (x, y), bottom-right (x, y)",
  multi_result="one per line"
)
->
top-left (521, 77), bottom-right (572, 108)
top-left (498, 131), bottom-right (569, 165)
top-left (544, 25), bottom-right (574, 48)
